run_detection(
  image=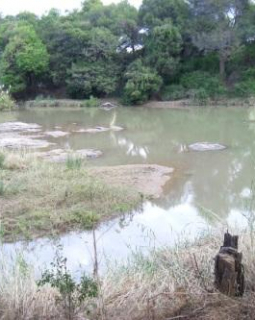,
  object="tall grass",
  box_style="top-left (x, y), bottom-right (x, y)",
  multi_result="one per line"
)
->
top-left (1, 229), bottom-right (255, 319)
